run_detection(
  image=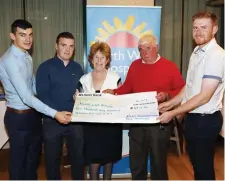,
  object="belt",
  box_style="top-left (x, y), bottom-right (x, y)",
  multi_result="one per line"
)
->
top-left (188, 113), bottom-right (207, 116)
top-left (188, 111), bottom-right (220, 116)
top-left (7, 107), bottom-right (35, 114)
top-left (188, 112), bottom-right (215, 116)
